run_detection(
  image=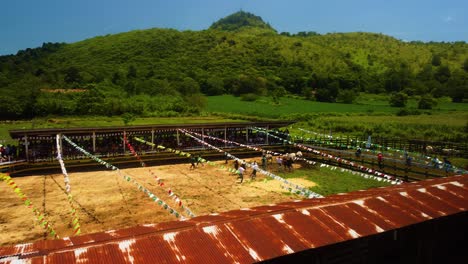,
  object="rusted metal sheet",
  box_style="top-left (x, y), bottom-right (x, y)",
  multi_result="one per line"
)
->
top-left (1, 175), bottom-right (466, 263)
